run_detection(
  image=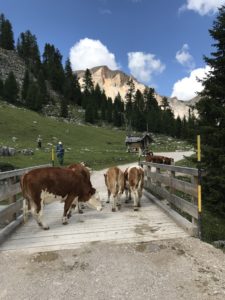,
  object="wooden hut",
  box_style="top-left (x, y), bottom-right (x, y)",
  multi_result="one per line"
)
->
top-left (125, 133), bottom-right (153, 153)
